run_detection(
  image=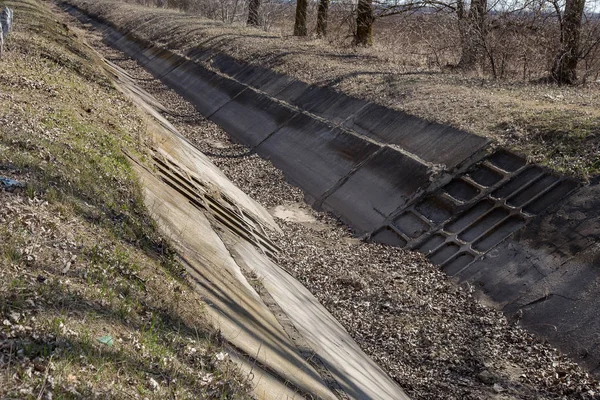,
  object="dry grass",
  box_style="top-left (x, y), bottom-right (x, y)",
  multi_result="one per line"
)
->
top-left (69, 0), bottom-right (600, 180)
top-left (0, 0), bottom-right (250, 398)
